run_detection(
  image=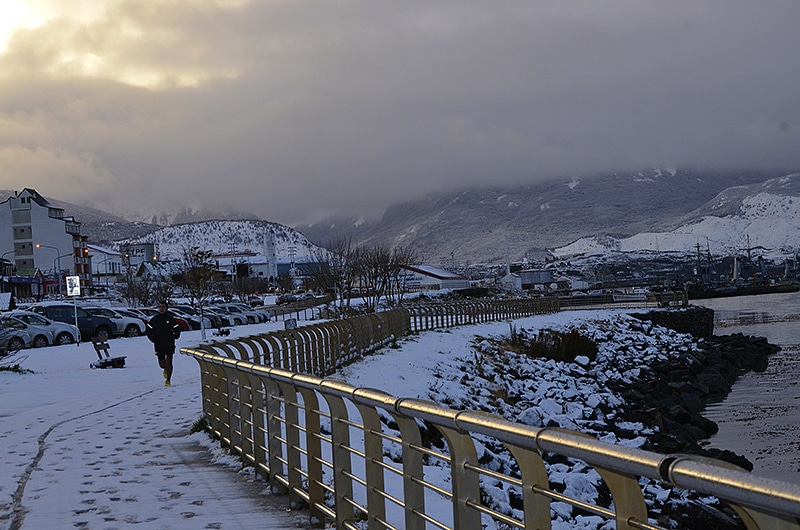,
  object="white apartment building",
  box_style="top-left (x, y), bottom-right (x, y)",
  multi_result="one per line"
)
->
top-left (0, 188), bottom-right (90, 297)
